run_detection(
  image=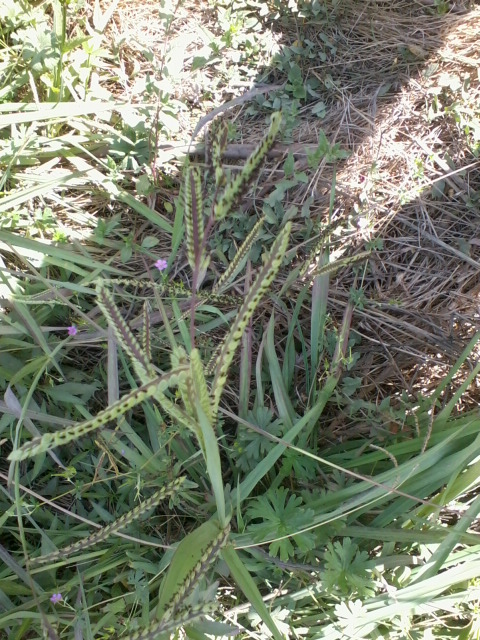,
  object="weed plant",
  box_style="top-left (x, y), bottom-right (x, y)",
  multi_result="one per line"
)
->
top-left (1, 1), bottom-right (480, 639)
